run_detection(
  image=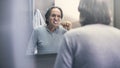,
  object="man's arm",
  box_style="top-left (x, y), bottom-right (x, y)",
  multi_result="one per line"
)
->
top-left (54, 36), bottom-right (73, 68)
